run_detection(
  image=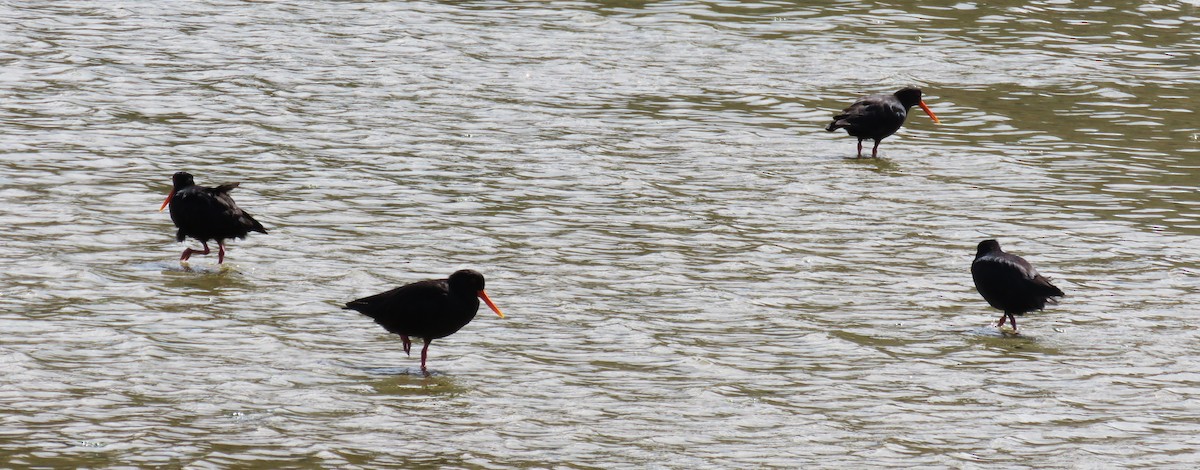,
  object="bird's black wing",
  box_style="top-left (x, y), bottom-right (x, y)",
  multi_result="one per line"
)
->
top-left (995, 253), bottom-right (1064, 298)
top-left (972, 257), bottom-right (1029, 303)
top-left (827, 97), bottom-right (903, 133)
top-left (973, 254), bottom-right (1064, 303)
top-left (344, 279), bottom-right (455, 337)
top-left (344, 279), bottom-right (448, 319)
